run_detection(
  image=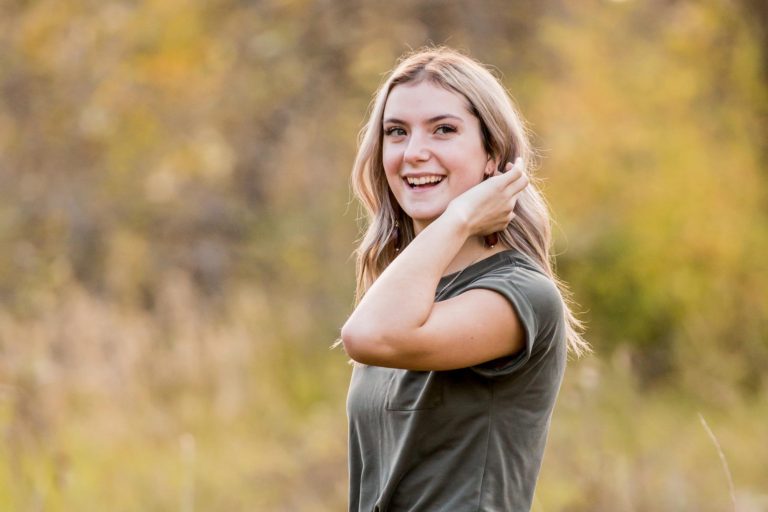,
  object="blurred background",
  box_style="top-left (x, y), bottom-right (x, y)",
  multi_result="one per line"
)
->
top-left (0, 0), bottom-right (766, 510)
